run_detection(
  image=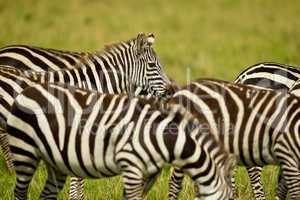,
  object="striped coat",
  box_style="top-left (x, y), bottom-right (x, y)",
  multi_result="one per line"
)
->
top-left (7, 82), bottom-right (235, 200)
top-left (234, 62), bottom-right (300, 199)
top-left (167, 79), bottom-right (300, 200)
